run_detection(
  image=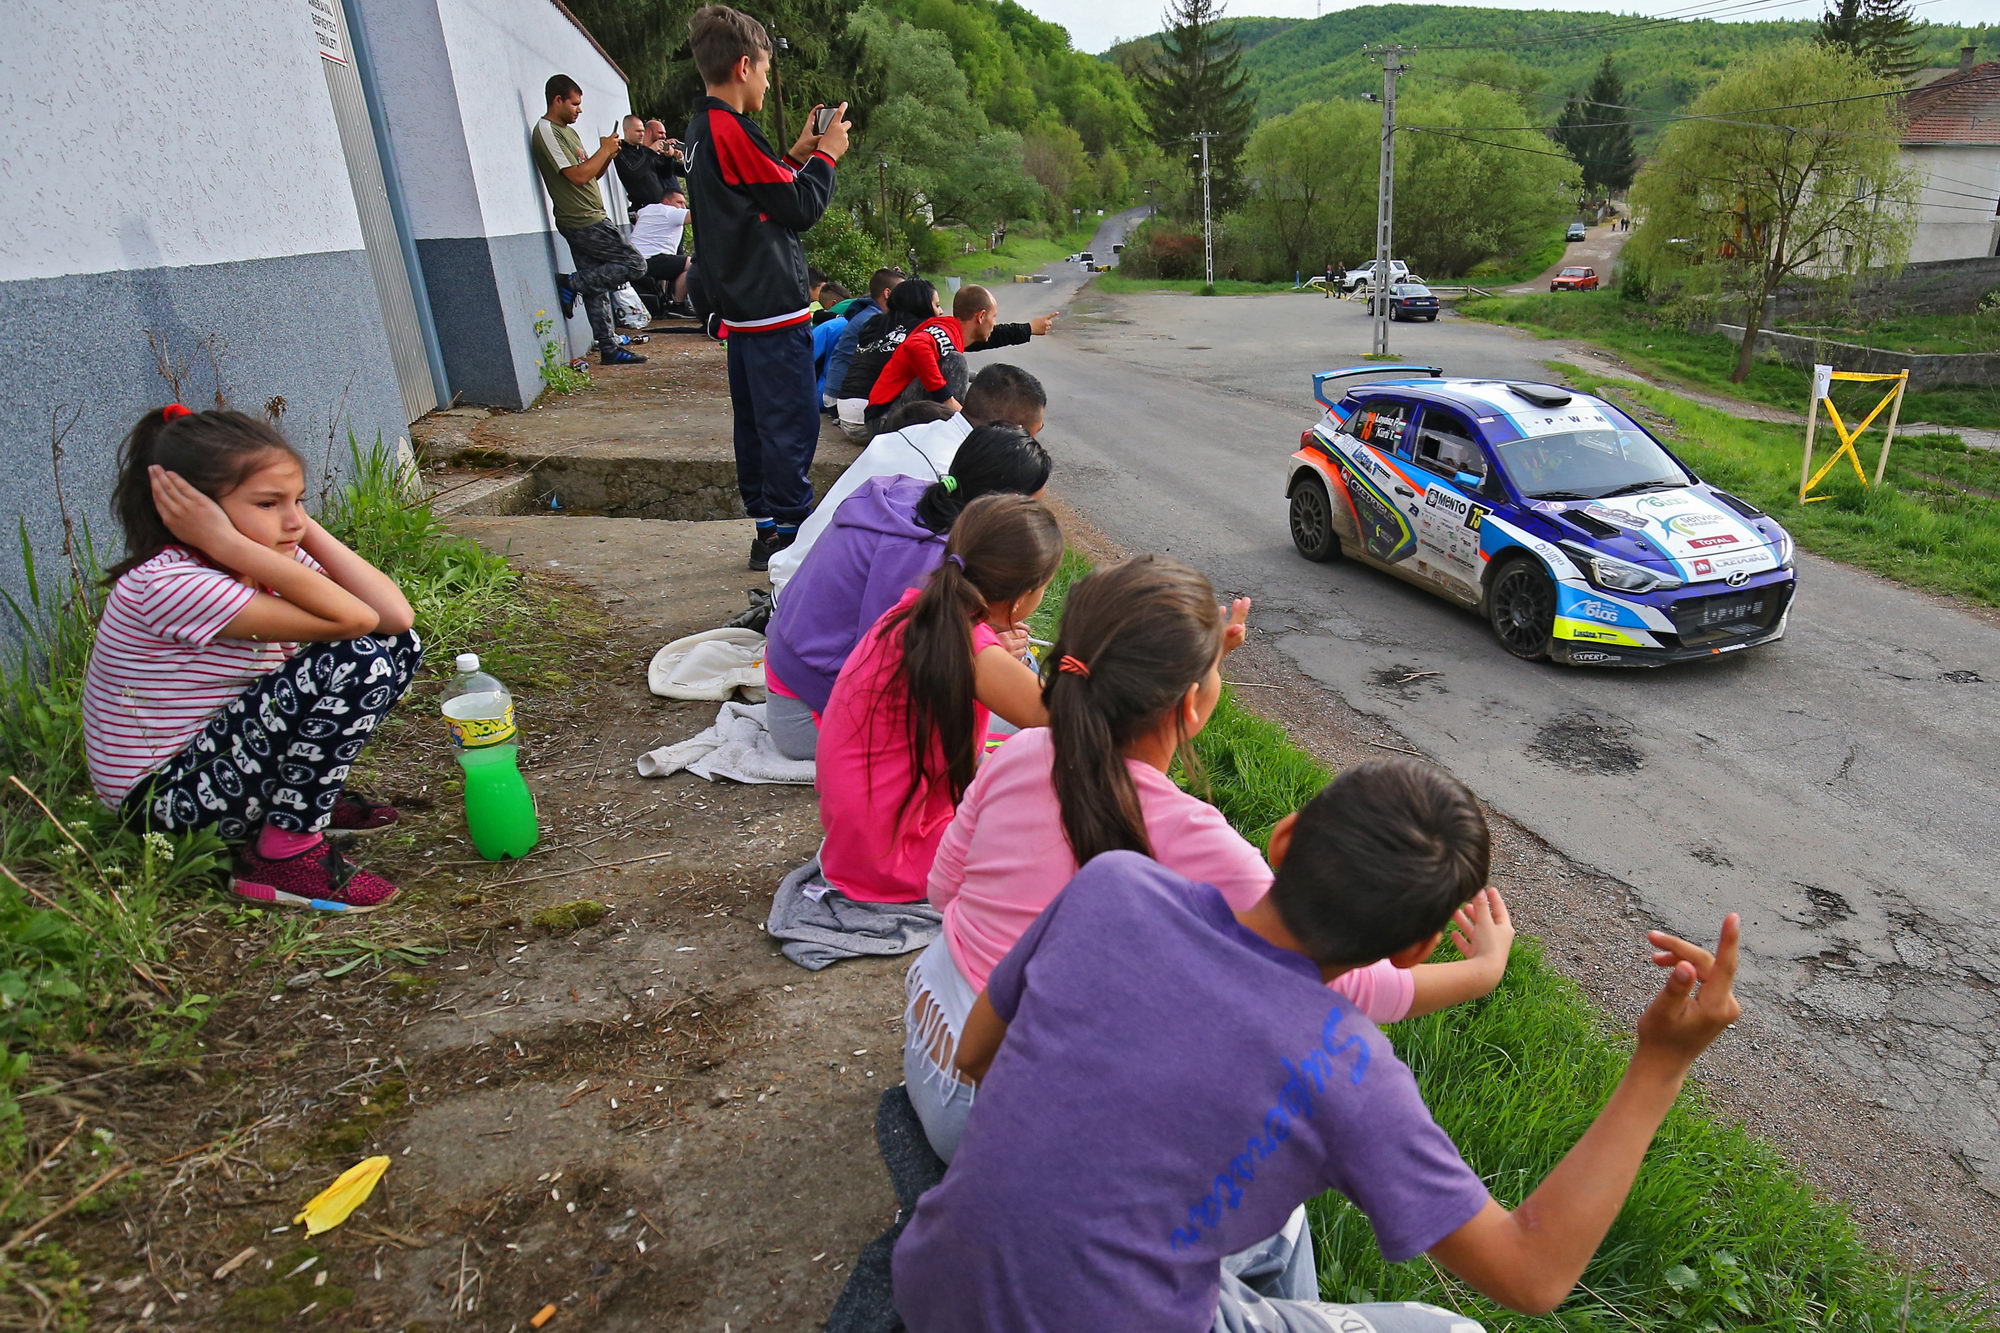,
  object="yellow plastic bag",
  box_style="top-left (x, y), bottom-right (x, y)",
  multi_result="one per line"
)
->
top-left (294, 1155), bottom-right (390, 1235)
